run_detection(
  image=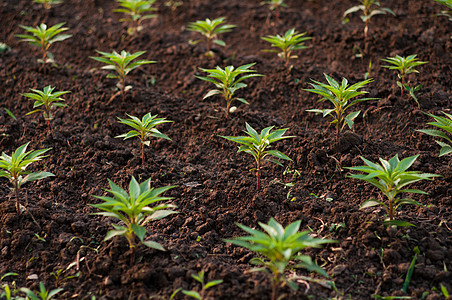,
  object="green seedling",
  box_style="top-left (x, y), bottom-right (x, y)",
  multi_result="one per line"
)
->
top-left (91, 176), bottom-right (177, 259)
top-left (16, 23), bottom-right (71, 62)
top-left (304, 74), bottom-right (377, 139)
top-left (401, 246), bottom-right (420, 293)
top-left (20, 282), bottom-right (63, 300)
top-left (22, 85), bottom-right (70, 133)
top-left (1, 273), bottom-right (19, 300)
top-left (196, 63), bottom-right (262, 118)
top-left (261, 28), bottom-right (312, 69)
top-left (347, 154), bottom-right (439, 226)
top-left (115, 0), bottom-right (157, 35)
top-left (116, 113), bottom-right (172, 165)
top-left (187, 17), bottom-right (236, 54)
top-left (225, 218), bottom-right (335, 300)
top-left (164, 0), bottom-right (183, 10)
top-left (380, 54), bottom-right (428, 97)
top-left (0, 42), bottom-right (11, 53)
top-left (182, 270), bottom-right (223, 300)
top-left (417, 112), bottom-right (452, 157)
top-left (90, 50), bottom-right (155, 102)
top-left (261, 0), bottom-right (287, 20)
top-left (34, 0), bottom-right (63, 9)
top-left (221, 122), bottom-right (294, 190)
top-left (0, 143), bottom-right (53, 214)
top-left (343, 0), bottom-right (395, 39)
